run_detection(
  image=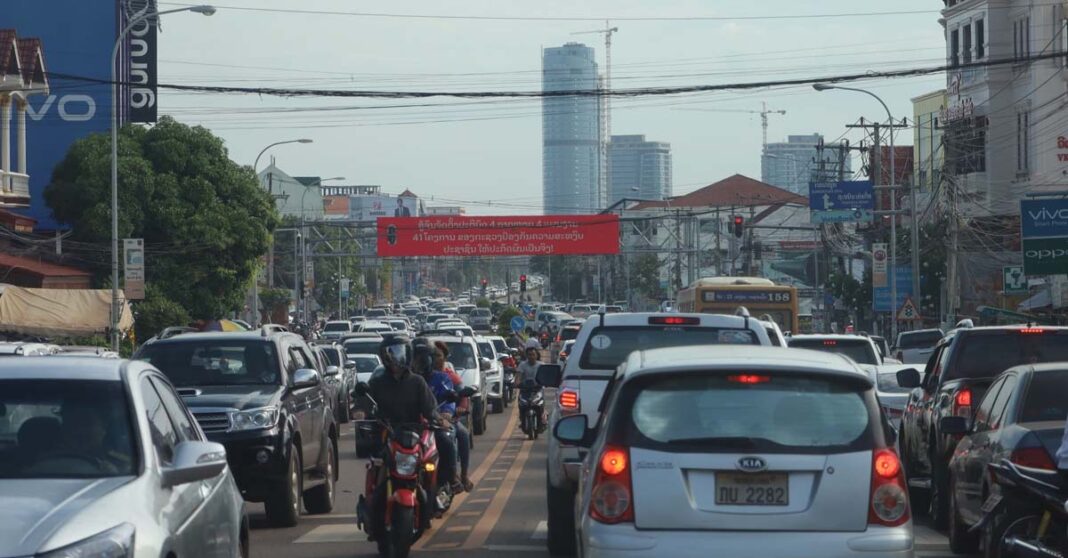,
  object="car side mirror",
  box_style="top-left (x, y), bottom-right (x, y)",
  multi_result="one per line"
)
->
top-left (161, 441), bottom-right (228, 488)
top-left (553, 415), bottom-right (594, 448)
top-left (940, 416), bottom-right (970, 435)
top-left (480, 358), bottom-right (492, 371)
top-left (896, 368), bottom-right (922, 389)
top-left (537, 363), bottom-right (563, 388)
top-left (325, 365), bottom-right (340, 377)
top-left (292, 368), bottom-right (321, 389)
